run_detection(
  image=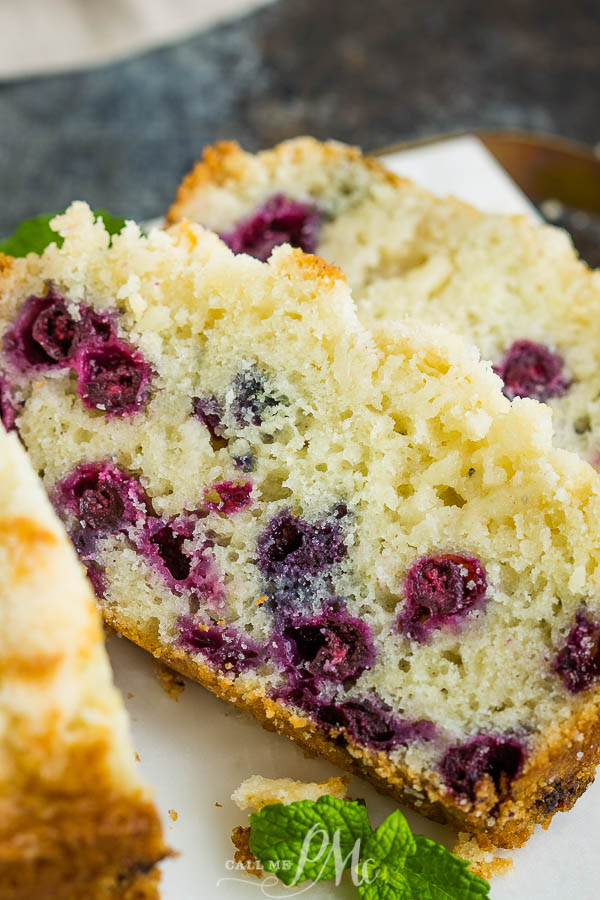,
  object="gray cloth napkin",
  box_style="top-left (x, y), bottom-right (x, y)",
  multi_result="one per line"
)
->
top-left (0, 0), bottom-right (274, 80)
